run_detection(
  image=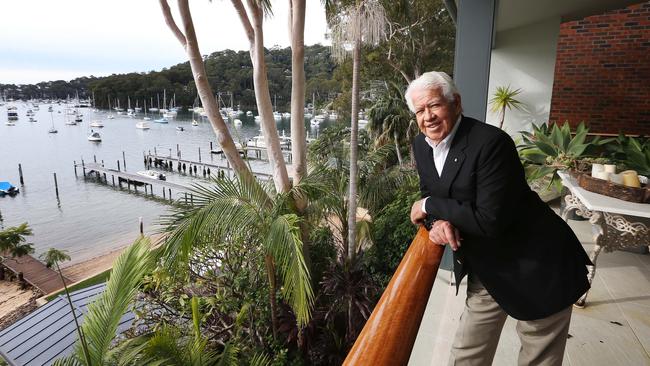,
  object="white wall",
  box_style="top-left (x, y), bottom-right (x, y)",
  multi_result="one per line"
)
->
top-left (486, 17), bottom-right (561, 136)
